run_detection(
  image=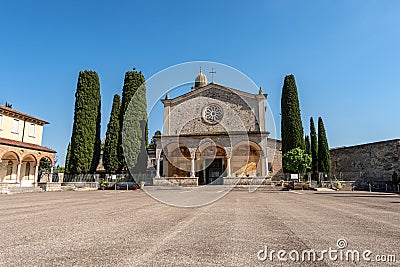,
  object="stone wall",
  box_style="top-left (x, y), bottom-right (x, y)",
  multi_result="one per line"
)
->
top-left (153, 177), bottom-right (198, 187)
top-left (61, 182), bottom-right (99, 189)
top-left (267, 138), bottom-right (283, 180)
top-left (38, 182), bottom-right (62, 192)
top-left (330, 139), bottom-right (400, 182)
